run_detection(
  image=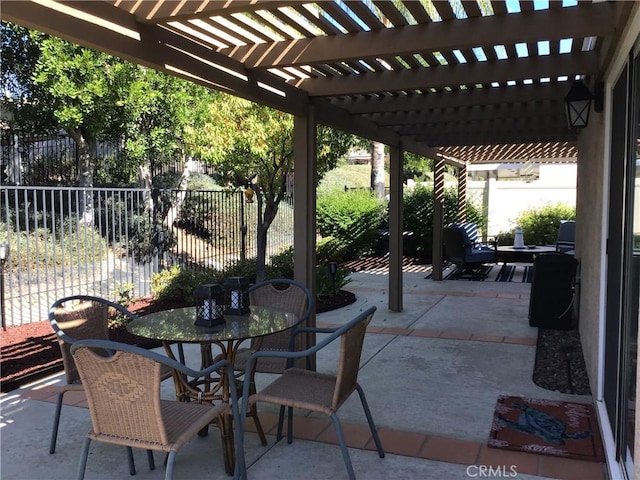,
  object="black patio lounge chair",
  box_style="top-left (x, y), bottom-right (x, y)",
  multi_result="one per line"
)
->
top-left (443, 225), bottom-right (497, 280)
